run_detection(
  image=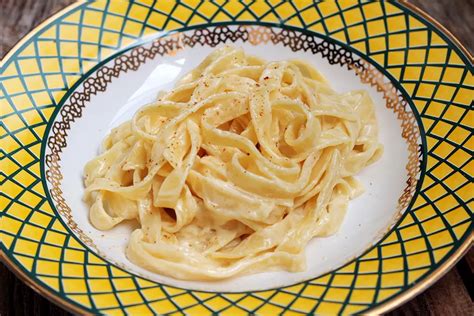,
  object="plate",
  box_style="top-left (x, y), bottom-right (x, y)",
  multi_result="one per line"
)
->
top-left (1, 1), bottom-right (472, 314)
